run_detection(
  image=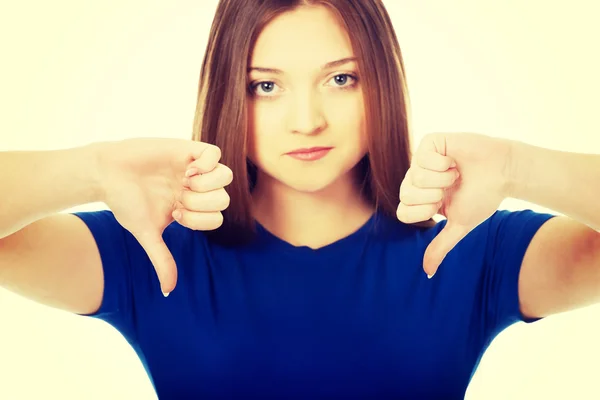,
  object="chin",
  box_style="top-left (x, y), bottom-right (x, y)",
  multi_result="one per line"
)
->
top-left (284, 179), bottom-right (336, 194)
top-left (279, 165), bottom-right (359, 194)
